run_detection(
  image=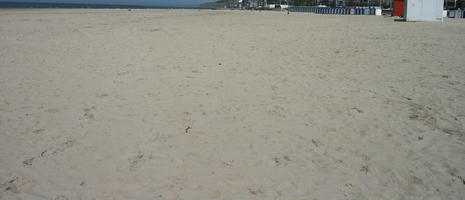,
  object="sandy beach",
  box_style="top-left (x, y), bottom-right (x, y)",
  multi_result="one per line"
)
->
top-left (0, 9), bottom-right (464, 199)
